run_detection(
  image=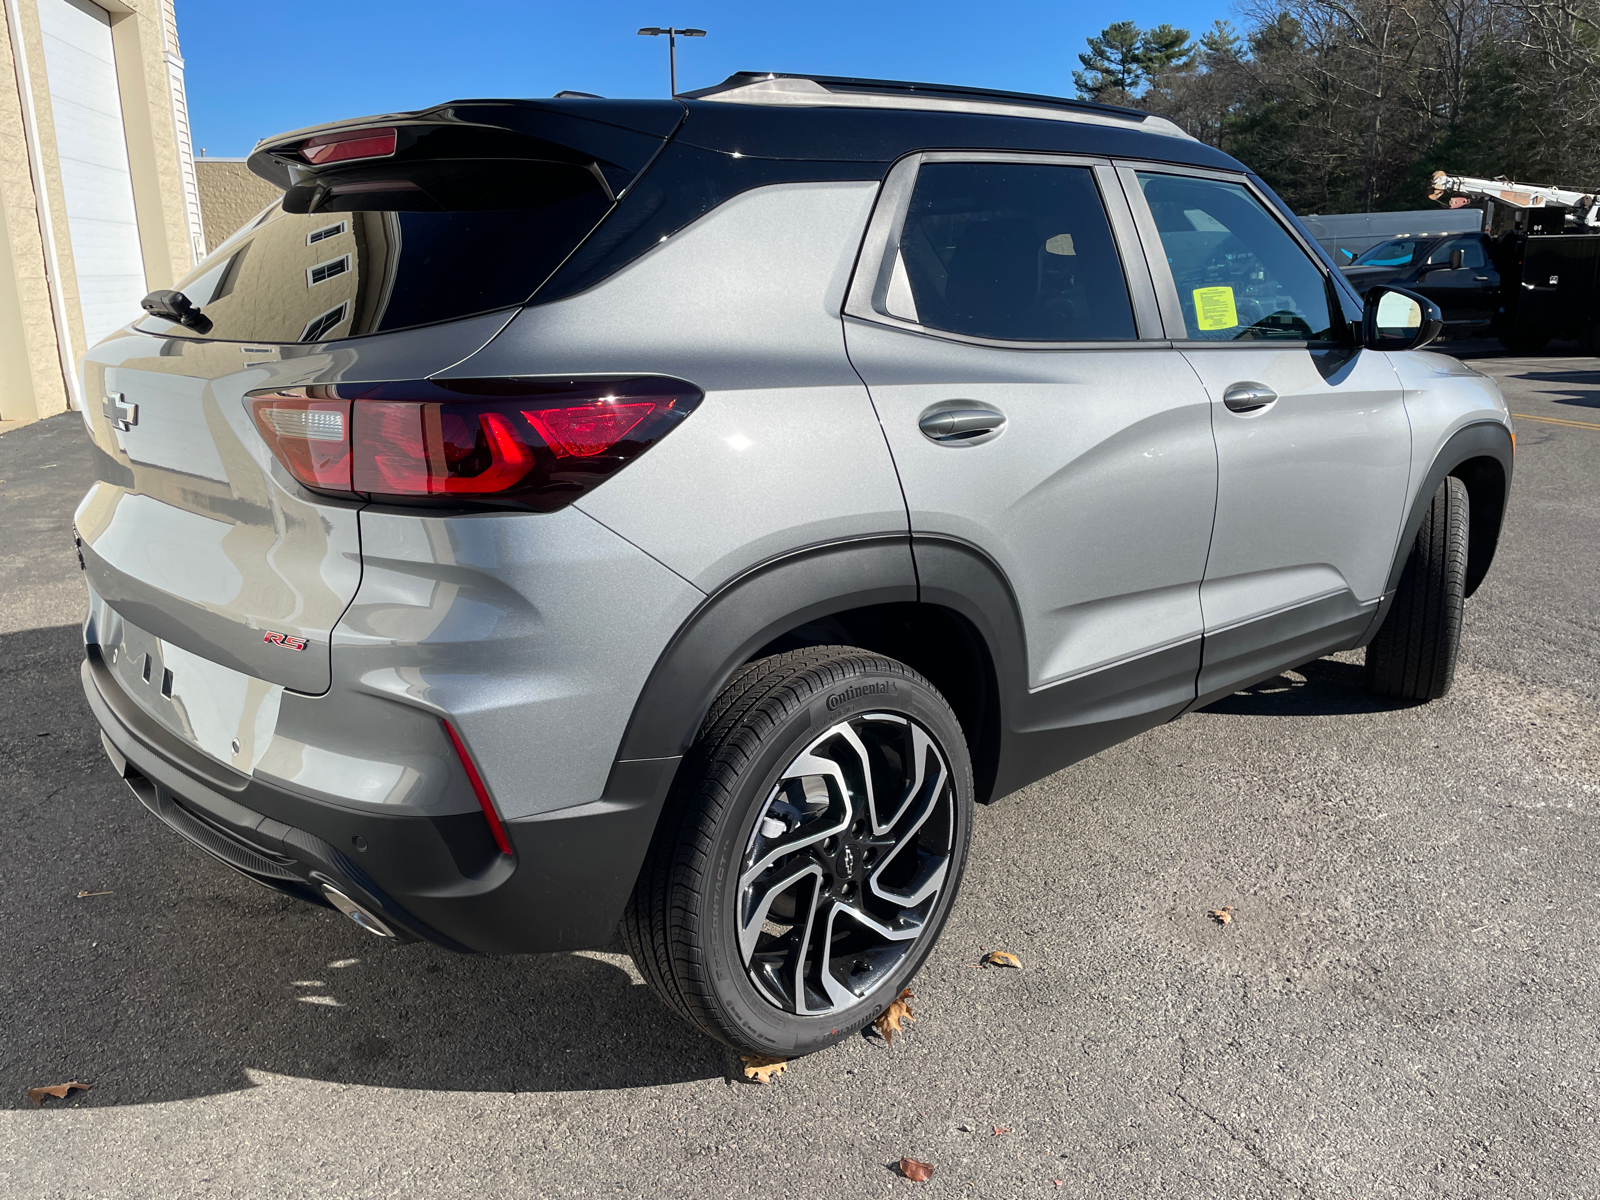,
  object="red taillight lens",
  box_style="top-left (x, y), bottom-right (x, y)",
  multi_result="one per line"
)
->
top-left (247, 377), bottom-right (700, 511)
top-left (299, 126), bottom-right (397, 165)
